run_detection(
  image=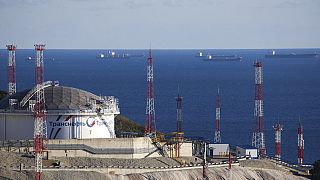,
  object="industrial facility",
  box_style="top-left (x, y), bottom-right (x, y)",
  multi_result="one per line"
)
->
top-left (0, 44), bottom-right (312, 180)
